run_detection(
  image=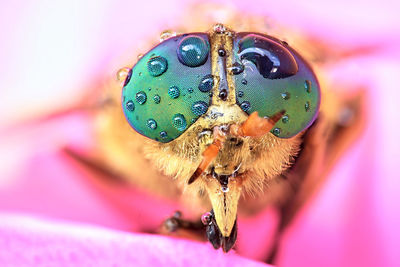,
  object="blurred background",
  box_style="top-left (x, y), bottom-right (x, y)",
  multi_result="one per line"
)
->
top-left (0, 0), bottom-right (399, 266)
